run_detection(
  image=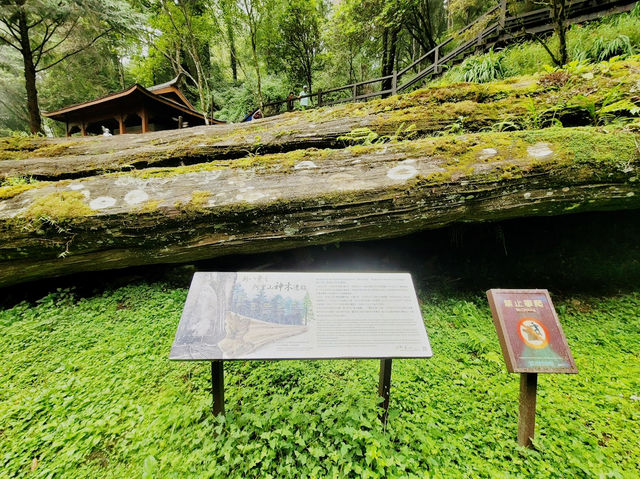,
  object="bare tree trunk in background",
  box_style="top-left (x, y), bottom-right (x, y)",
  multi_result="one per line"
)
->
top-left (382, 26), bottom-right (398, 93)
top-left (552, 0), bottom-right (569, 66)
top-left (220, 0), bottom-right (238, 83)
top-left (118, 57), bottom-right (126, 89)
top-left (251, 33), bottom-right (263, 108)
top-left (228, 20), bottom-right (238, 82)
top-left (17, 10), bottom-right (42, 134)
top-left (381, 27), bottom-right (388, 78)
top-left (240, 0), bottom-right (263, 108)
